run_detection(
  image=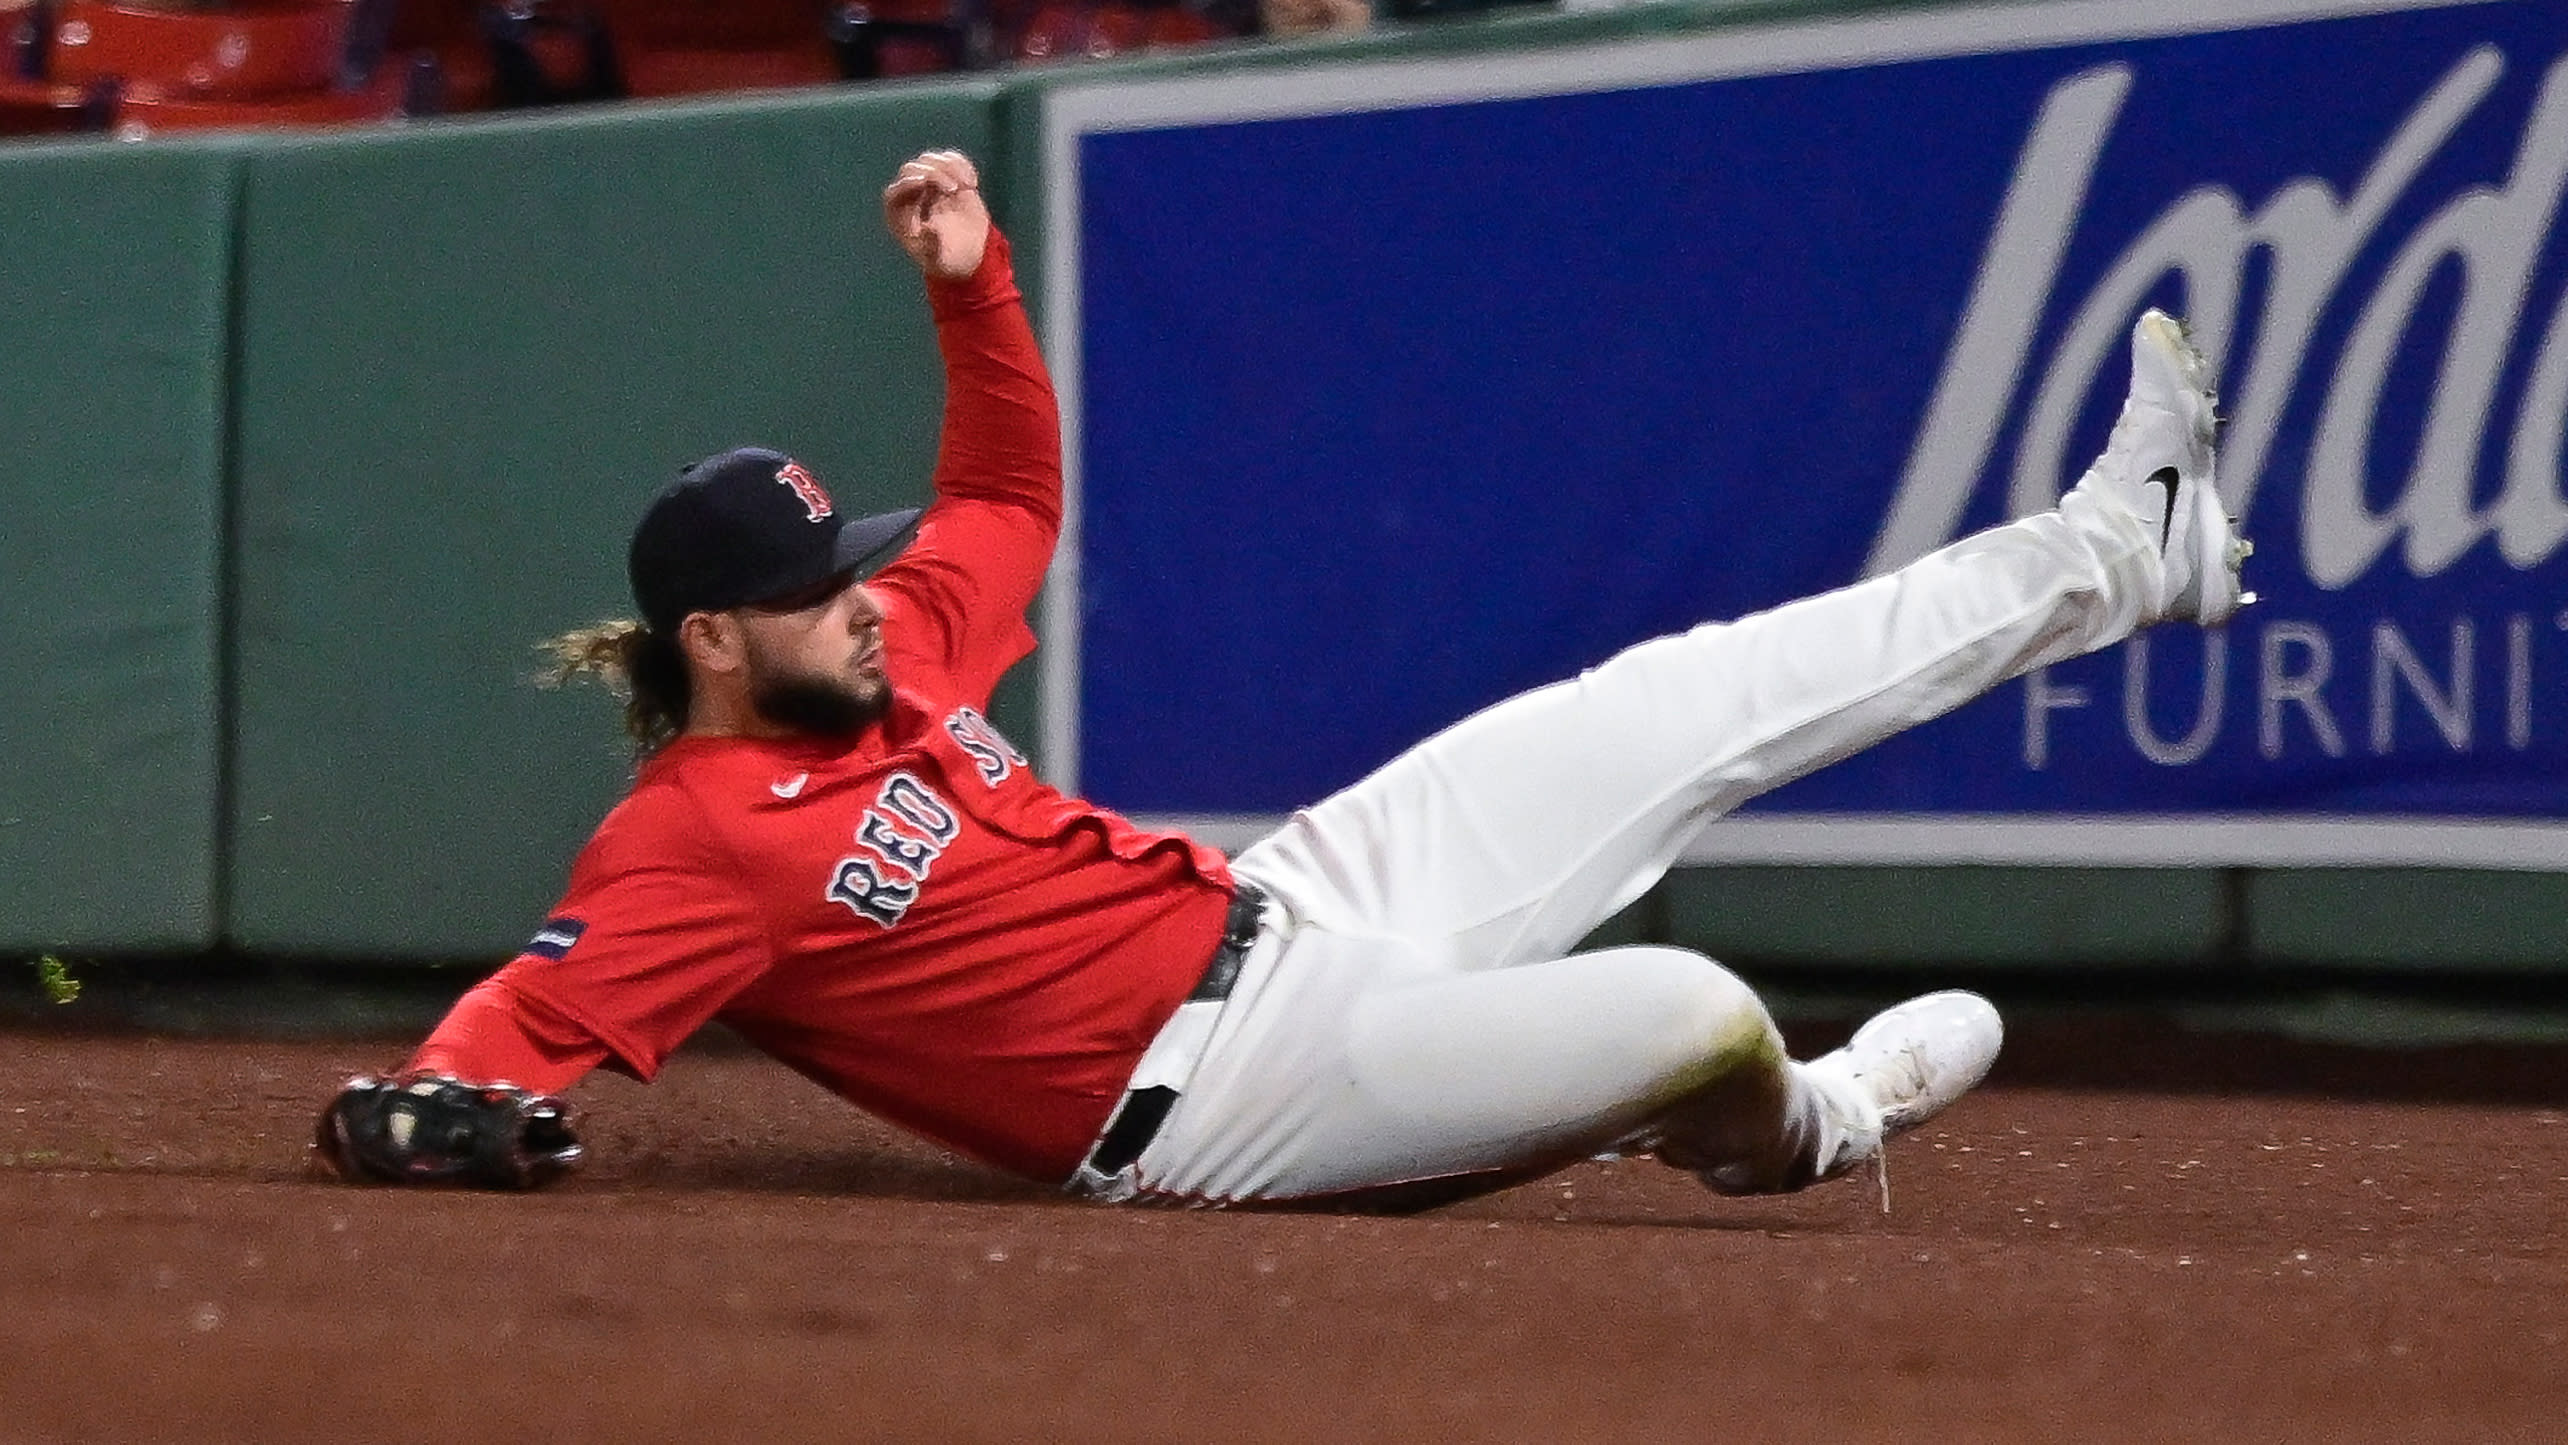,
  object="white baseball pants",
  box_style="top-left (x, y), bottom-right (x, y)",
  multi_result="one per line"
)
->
top-left (1119, 490), bottom-right (2162, 1205)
